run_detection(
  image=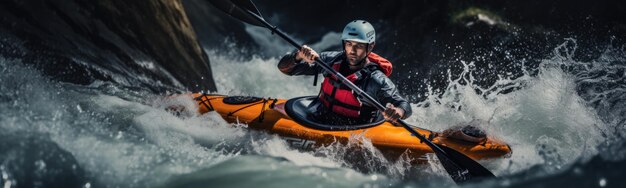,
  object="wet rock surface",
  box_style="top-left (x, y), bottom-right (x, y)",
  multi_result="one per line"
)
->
top-left (0, 0), bottom-right (216, 92)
